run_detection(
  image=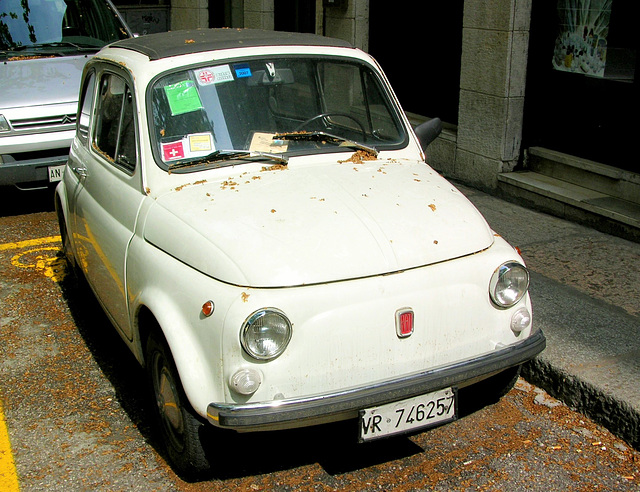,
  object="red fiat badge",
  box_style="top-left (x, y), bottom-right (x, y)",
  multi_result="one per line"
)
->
top-left (396, 308), bottom-right (414, 338)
